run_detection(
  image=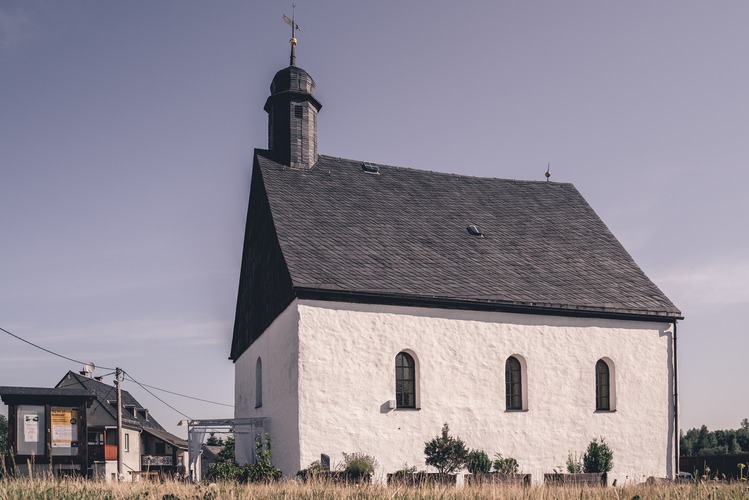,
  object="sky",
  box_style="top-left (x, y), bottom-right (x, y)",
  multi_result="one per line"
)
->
top-left (1, 1), bottom-right (748, 440)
